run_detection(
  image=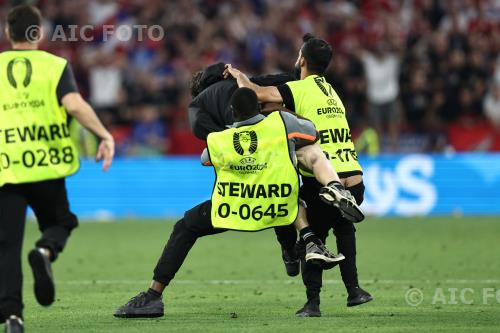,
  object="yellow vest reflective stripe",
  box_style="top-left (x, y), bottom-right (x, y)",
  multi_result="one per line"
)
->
top-left (286, 75), bottom-right (362, 176)
top-left (207, 112), bottom-right (299, 231)
top-left (0, 50), bottom-right (79, 186)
